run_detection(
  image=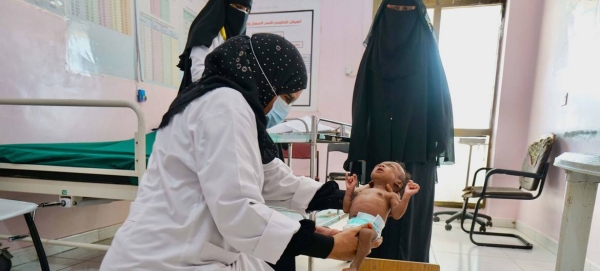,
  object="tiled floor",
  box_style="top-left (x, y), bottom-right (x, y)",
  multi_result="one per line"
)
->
top-left (13, 219), bottom-right (560, 271)
top-left (426, 222), bottom-right (558, 271)
top-left (11, 239), bottom-right (110, 271)
top-left (296, 218), bottom-right (560, 271)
